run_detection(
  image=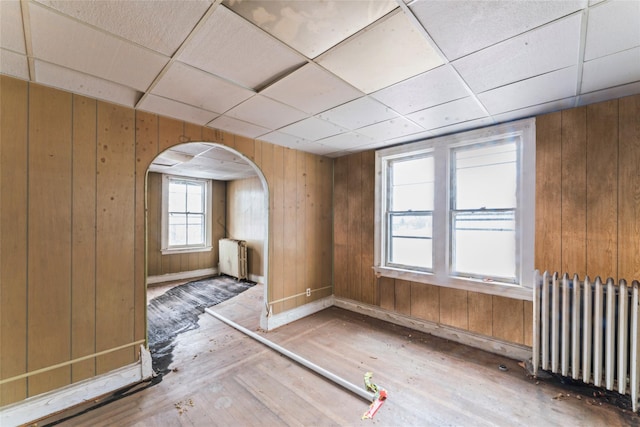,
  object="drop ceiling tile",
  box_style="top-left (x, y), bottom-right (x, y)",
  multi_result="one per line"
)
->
top-left (28, 3), bottom-right (168, 91)
top-left (224, 95), bottom-right (307, 130)
top-left (316, 96), bottom-right (399, 130)
top-left (581, 47), bottom-right (640, 94)
top-left (578, 81), bottom-right (640, 106)
top-left (34, 60), bottom-right (140, 107)
top-left (371, 65), bottom-right (471, 115)
top-left (260, 63), bottom-right (363, 115)
top-left (383, 130), bottom-right (434, 146)
top-left (169, 143), bottom-right (217, 157)
top-left (478, 66), bottom-right (578, 115)
top-left (152, 61), bottom-right (255, 114)
top-left (356, 117), bottom-right (425, 142)
top-left (406, 97), bottom-right (488, 130)
top-left (453, 13), bottom-right (582, 93)
top-left (1, 0), bottom-right (26, 53)
top-left (35, 0), bottom-right (210, 56)
top-left (315, 132), bottom-right (375, 149)
top-left (279, 116), bottom-right (347, 141)
top-left (178, 5), bottom-right (305, 90)
top-left (207, 115), bottom-right (271, 139)
top-left (318, 12), bottom-right (444, 94)
top-left (1, 49), bottom-right (29, 80)
top-left (258, 131), bottom-right (314, 150)
top-left (584, 0), bottom-right (640, 61)
top-left (492, 97), bottom-right (576, 123)
top-left (410, 0), bottom-right (586, 60)
top-left (138, 94), bottom-right (219, 126)
top-left (222, 0), bottom-right (397, 58)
